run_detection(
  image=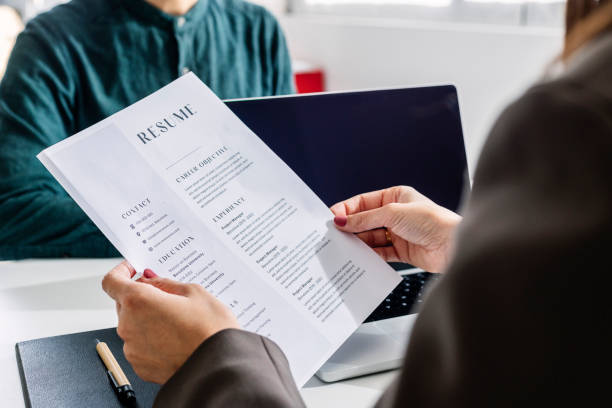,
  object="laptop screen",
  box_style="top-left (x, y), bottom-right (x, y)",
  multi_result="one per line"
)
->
top-left (226, 86), bottom-right (468, 215)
